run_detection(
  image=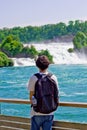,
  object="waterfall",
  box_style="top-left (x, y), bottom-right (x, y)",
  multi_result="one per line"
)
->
top-left (12, 42), bottom-right (87, 66)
